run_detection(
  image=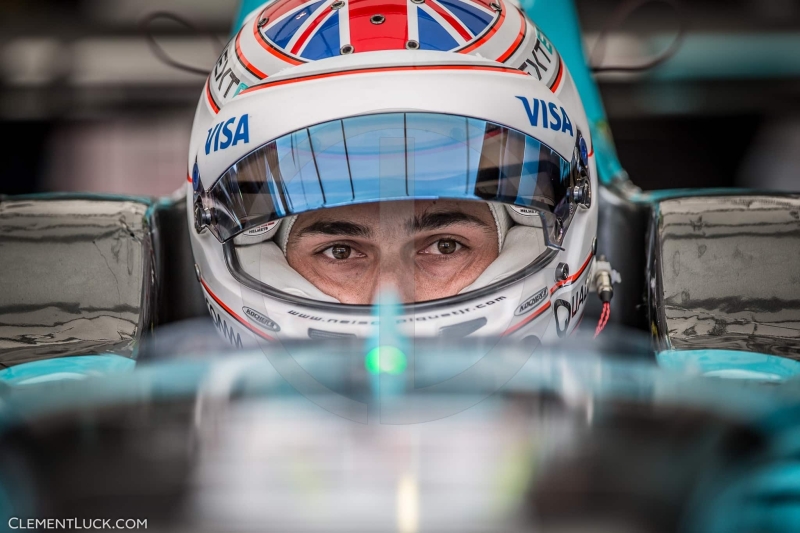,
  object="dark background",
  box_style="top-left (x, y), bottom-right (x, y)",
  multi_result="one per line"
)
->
top-left (1, 0), bottom-right (799, 196)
